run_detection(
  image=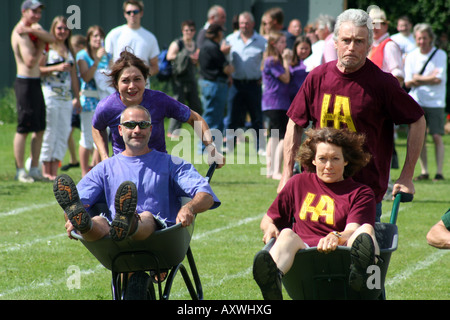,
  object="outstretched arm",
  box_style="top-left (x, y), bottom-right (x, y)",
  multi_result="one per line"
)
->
top-left (277, 119), bottom-right (303, 193)
top-left (392, 115), bottom-right (426, 198)
top-left (186, 110), bottom-right (225, 168)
